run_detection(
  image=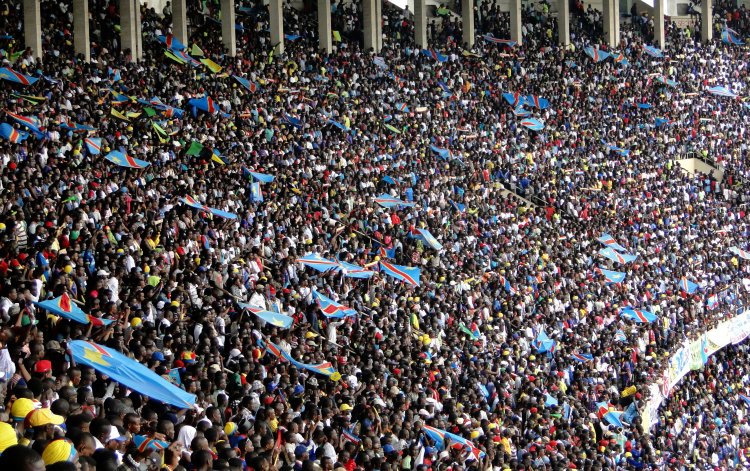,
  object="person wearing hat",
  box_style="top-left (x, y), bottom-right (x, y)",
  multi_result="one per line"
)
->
top-left (25, 408), bottom-right (65, 442)
top-left (0, 422), bottom-right (18, 454)
top-left (41, 439), bottom-right (78, 467)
